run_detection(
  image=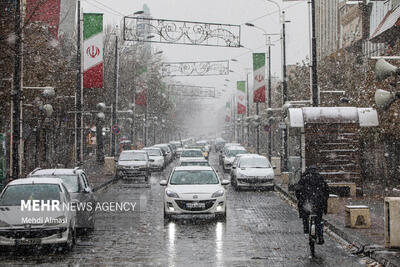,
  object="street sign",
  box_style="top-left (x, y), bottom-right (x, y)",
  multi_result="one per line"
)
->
top-left (112, 125), bottom-right (121, 135)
